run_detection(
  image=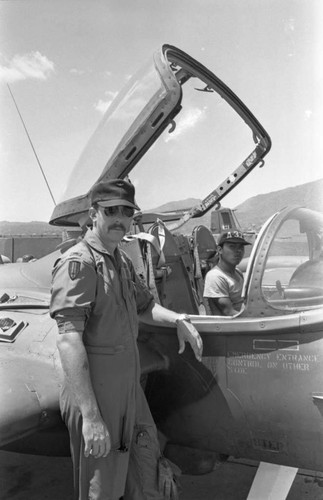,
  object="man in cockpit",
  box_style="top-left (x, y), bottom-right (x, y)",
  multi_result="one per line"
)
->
top-left (203, 231), bottom-right (250, 316)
